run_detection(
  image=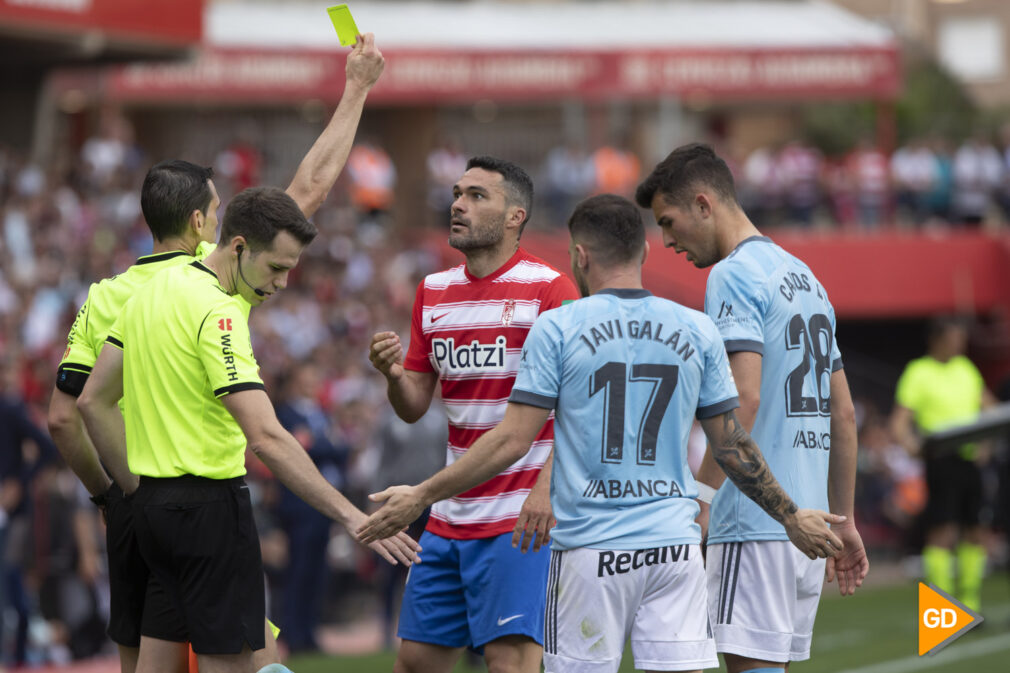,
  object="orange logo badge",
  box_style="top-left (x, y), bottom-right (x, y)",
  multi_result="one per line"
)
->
top-left (918, 582), bottom-right (983, 656)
